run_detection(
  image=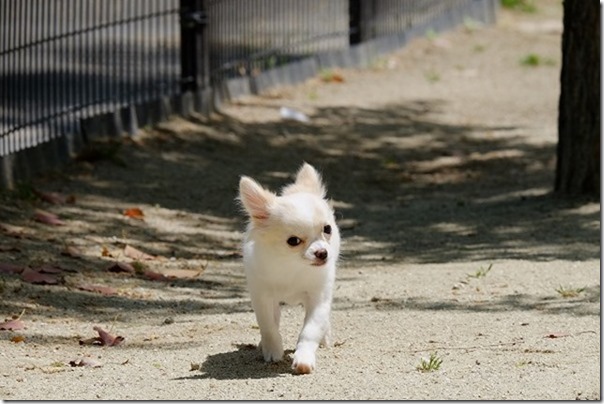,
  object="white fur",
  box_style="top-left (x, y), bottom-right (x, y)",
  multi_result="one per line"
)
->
top-left (238, 163), bottom-right (340, 374)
